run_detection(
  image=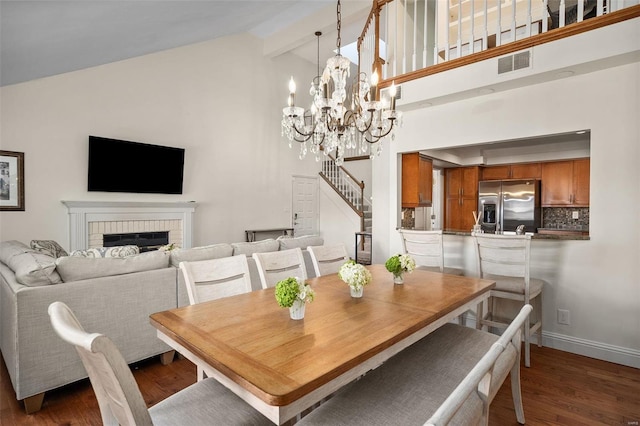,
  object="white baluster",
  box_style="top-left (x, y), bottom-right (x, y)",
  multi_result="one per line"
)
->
top-left (412, 0), bottom-right (417, 71)
top-left (456, 0), bottom-right (462, 57)
top-left (423, 0), bottom-right (428, 67)
top-left (402, 0), bottom-right (407, 75)
top-left (470, 0), bottom-right (475, 53)
top-left (496, 0), bottom-right (502, 47)
top-left (511, 0), bottom-right (517, 42)
top-left (526, 0), bottom-right (532, 38)
top-left (560, 0), bottom-right (566, 28)
top-left (542, 0), bottom-right (549, 32)
top-left (483, 0), bottom-right (488, 51)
